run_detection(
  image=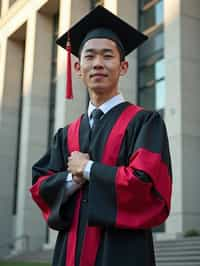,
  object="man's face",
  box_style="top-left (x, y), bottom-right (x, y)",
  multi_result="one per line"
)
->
top-left (75, 38), bottom-right (128, 97)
